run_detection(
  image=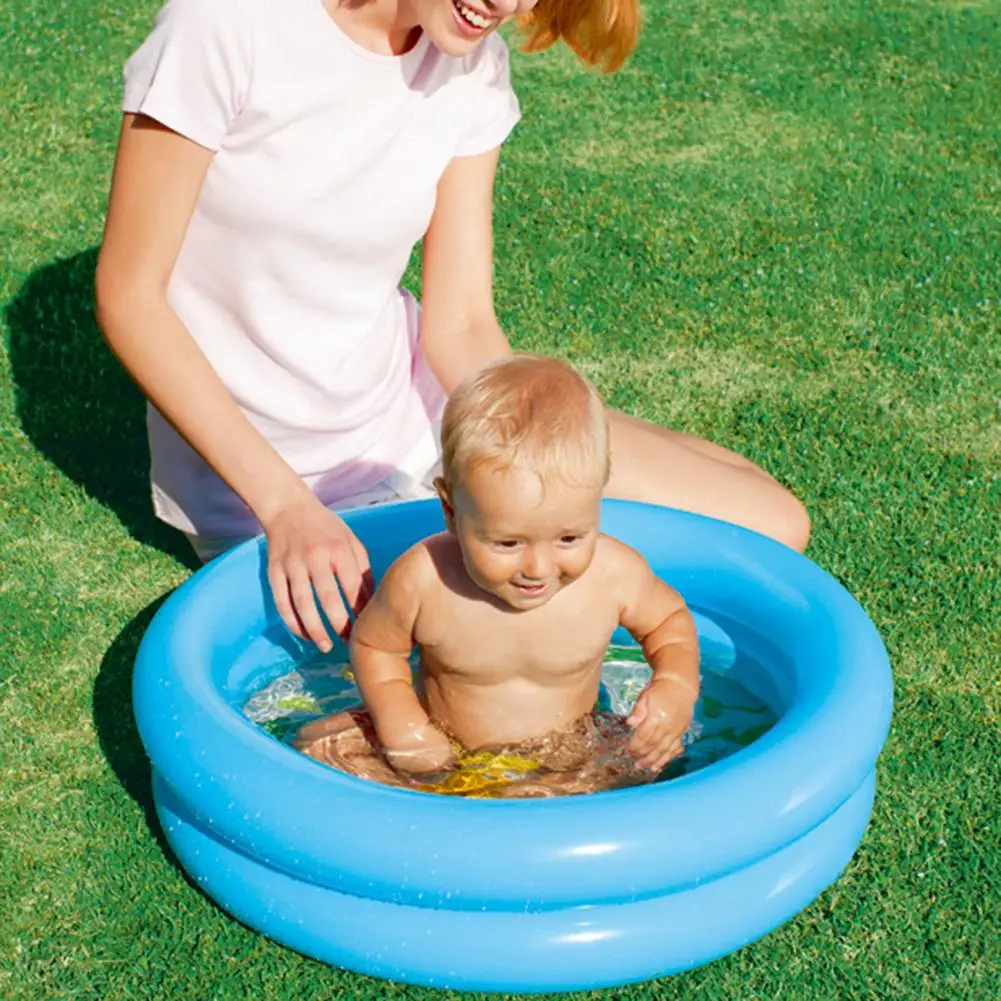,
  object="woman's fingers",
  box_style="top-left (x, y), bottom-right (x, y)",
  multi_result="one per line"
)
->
top-left (287, 559), bottom-right (335, 653)
top-left (312, 534), bottom-right (372, 641)
top-left (264, 501), bottom-right (375, 649)
top-left (310, 574), bottom-right (349, 644)
top-left (348, 532), bottom-right (375, 609)
top-left (267, 561), bottom-right (305, 640)
top-left (327, 537), bottom-right (368, 623)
